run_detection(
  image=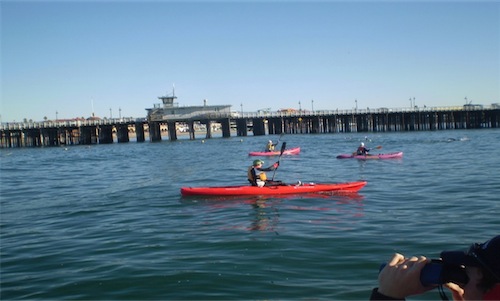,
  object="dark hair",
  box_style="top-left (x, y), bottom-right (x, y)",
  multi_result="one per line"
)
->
top-left (441, 235), bottom-right (500, 293)
top-left (470, 237), bottom-right (500, 291)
